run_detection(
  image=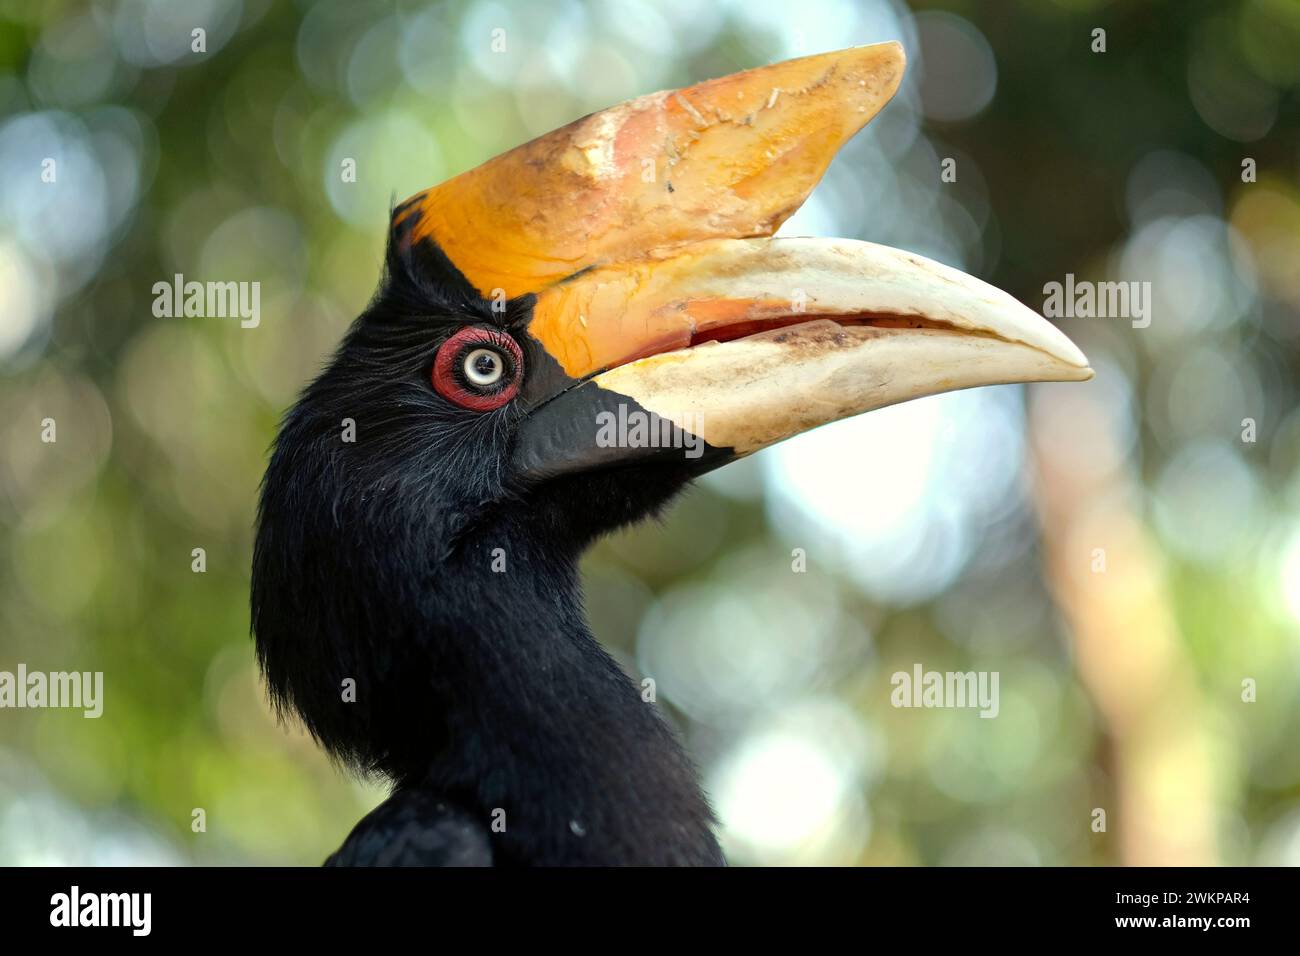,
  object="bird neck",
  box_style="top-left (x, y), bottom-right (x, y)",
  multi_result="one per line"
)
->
top-left (406, 531), bottom-right (723, 866)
